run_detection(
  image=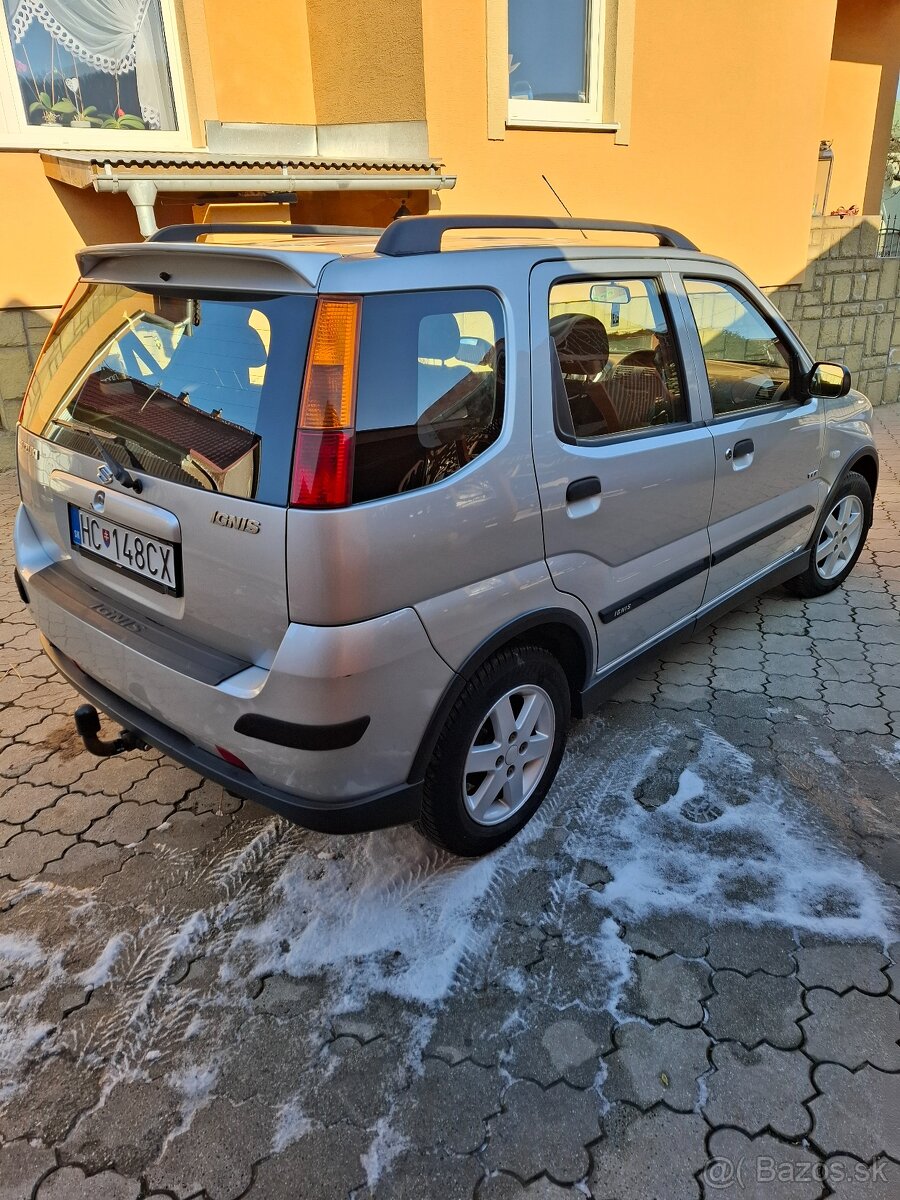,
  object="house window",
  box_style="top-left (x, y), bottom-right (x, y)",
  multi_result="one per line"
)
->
top-left (507, 0), bottom-right (604, 126)
top-left (1, 0), bottom-right (180, 137)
